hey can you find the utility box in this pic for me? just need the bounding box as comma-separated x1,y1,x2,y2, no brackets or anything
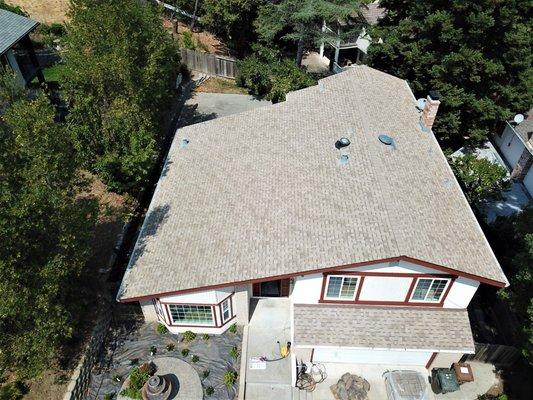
431,368,460,394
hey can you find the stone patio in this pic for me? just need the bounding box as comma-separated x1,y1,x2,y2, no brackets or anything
87,321,242,400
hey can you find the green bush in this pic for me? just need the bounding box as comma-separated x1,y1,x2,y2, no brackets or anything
38,23,66,36
192,355,200,363
229,346,239,359
0,382,23,400
181,348,189,357
228,323,237,334
206,386,214,396
223,371,237,388
156,323,168,334
180,31,196,50
182,330,196,342
202,369,210,379
103,394,113,400
202,333,210,341
120,367,151,399
236,44,316,103
166,343,175,351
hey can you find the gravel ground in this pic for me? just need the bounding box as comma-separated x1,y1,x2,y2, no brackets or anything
87,321,242,400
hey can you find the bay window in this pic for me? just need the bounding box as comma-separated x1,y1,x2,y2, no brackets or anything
168,304,214,326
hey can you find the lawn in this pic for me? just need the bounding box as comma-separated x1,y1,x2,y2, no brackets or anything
30,63,68,85
195,77,248,95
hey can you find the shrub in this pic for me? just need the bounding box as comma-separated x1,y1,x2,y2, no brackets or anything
202,333,210,341
202,369,210,379
112,374,121,382
39,23,66,36
120,366,151,399
223,371,237,388
229,346,239,359
149,345,157,355
182,330,196,342
206,386,214,396
138,362,156,376
180,31,196,50
228,324,237,334
192,355,200,363
156,323,168,334
181,348,190,357
166,343,175,351
0,382,23,400
130,358,139,366
103,394,113,400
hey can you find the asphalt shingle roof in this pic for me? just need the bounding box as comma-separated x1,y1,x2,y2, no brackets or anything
0,9,38,55
293,304,475,352
514,108,533,152
118,66,507,301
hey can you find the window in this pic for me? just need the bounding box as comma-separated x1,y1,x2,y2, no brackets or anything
221,298,231,323
410,278,450,302
325,275,359,300
168,304,214,326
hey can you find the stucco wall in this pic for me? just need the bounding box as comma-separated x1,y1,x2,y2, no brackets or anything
233,284,251,326
291,260,478,308
140,300,159,323
523,166,533,197
494,125,524,168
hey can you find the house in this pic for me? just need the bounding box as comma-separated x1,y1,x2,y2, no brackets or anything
0,9,44,85
117,66,507,378
319,0,385,72
493,109,533,197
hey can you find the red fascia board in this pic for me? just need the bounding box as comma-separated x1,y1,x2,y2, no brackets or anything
119,255,506,303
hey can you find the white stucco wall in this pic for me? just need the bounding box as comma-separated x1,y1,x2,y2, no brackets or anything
140,299,159,323
291,260,478,308
161,287,233,304
494,125,524,168
523,166,533,197
233,284,251,326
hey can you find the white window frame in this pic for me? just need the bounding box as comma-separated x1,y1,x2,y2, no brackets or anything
221,298,232,323
409,277,451,303
167,304,215,326
324,275,360,301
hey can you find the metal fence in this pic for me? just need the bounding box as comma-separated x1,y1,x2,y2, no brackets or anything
461,342,522,367
180,48,239,79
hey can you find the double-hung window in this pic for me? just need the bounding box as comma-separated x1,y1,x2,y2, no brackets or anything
168,304,214,326
221,298,232,323
410,278,450,302
324,275,359,300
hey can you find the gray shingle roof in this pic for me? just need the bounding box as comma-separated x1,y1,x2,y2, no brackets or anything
360,1,386,25
293,304,475,352
0,9,38,55
514,108,533,152
118,65,507,301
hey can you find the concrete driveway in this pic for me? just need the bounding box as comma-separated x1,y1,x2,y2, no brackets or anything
178,92,270,128
245,298,293,400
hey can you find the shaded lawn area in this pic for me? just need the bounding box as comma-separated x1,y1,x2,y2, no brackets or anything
195,77,248,95
30,62,68,85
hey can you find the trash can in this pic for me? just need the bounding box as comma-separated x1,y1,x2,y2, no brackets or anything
431,368,460,394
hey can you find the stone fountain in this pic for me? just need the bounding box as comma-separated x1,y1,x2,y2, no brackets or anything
142,375,172,400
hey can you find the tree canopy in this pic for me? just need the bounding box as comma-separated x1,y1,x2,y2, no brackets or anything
256,0,368,65
64,0,179,195
0,74,96,378
368,0,532,148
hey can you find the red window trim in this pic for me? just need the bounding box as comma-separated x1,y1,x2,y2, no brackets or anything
318,272,456,307
162,293,236,328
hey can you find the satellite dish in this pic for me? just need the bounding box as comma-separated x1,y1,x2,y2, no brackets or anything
514,114,525,124
416,98,426,110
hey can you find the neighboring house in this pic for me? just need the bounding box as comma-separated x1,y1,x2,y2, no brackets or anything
319,0,385,72
493,109,533,197
118,67,507,378
0,9,44,85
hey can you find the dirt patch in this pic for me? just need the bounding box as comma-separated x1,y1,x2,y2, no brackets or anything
163,19,230,56
6,0,69,24
195,77,247,95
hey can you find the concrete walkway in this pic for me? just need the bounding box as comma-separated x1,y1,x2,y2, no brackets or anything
245,298,293,400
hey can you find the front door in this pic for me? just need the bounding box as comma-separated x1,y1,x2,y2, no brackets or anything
253,279,290,297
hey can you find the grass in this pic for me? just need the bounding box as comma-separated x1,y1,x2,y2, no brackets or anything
195,77,248,95
31,63,69,85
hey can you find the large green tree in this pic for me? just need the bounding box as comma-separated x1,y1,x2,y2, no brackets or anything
368,0,532,148
256,0,368,66
0,75,96,378
64,0,179,195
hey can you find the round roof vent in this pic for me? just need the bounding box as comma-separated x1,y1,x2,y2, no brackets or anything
378,134,394,145
335,137,351,149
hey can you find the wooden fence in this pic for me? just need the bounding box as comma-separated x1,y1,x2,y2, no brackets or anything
461,342,521,367
180,48,239,79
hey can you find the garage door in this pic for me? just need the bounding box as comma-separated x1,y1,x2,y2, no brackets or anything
313,348,433,366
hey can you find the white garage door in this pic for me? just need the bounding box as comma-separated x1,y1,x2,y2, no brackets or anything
313,348,433,366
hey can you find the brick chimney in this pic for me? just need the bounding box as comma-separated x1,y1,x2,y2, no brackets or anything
420,90,441,132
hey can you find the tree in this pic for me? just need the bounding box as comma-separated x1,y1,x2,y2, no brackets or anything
450,154,510,209
201,0,265,56
0,77,96,377
489,208,533,362
64,0,179,195
367,0,533,148
256,0,368,66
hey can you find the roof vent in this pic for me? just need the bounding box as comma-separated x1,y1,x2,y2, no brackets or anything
335,137,351,149
180,138,190,149
378,134,396,149
337,154,349,166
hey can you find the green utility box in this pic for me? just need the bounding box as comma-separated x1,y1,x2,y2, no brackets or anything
431,368,460,394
